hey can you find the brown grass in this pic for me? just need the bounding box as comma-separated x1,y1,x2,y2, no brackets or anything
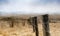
0,16,60,36
0,22,60,36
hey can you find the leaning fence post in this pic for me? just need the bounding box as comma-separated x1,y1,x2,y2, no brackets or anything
10,18,14,28
11,19,14,27
33,17,39,36
32,17,35,32
42,14,50,36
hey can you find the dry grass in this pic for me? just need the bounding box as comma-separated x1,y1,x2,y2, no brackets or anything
49,23,60,36
0,20,60,36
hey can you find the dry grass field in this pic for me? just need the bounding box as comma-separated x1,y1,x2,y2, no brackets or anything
0,15,60,36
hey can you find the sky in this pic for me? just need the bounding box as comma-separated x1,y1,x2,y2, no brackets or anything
0,0,60,15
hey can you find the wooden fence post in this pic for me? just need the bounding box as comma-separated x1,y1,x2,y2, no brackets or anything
11,19,14,27
28,17,36,32
42,14,50,36
33,17,39,36
9,18,14,28
31,17,35,32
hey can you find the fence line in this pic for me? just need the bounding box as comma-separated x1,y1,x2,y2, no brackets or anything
0,14,50,36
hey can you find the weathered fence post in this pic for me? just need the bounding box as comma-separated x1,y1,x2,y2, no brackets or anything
32,17,35,32
9,18,14,28
27,17,36,32
33,17,39,36
22,20,25,26
11,19,14,27
42,14,50,36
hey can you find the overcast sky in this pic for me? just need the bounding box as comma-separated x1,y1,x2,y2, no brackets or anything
0,0,60,15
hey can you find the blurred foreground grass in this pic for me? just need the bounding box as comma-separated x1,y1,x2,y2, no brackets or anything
0,22,60,36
